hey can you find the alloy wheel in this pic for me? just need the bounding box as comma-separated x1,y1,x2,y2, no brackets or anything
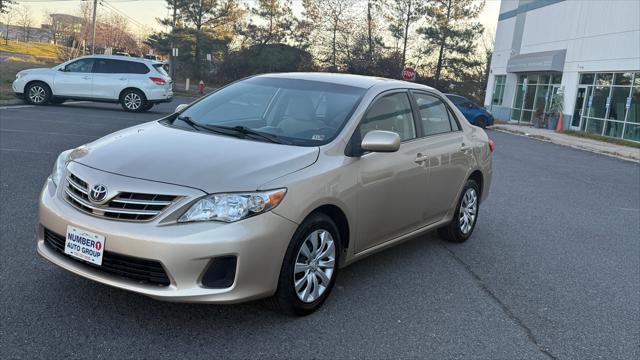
29,85,46,104
459,188,478,234
293,229,336,303
124,93,142,110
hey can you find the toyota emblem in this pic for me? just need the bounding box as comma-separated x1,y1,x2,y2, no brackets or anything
89,184,108,203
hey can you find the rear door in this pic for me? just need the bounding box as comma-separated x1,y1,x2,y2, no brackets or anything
411,91,472,224
92,59,137,100
53,58,94,97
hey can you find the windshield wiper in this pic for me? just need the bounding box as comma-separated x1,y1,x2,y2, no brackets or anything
175,116,288,144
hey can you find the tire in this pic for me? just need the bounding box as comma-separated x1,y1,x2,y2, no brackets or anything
120,89,147,112
438,179,480,243
49,98,66,105
266,212,341,316
24,82,51,105
475,116,487,128
141,103,154,112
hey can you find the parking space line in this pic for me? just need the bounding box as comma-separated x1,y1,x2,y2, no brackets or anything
0,128,97,138
0,105,35,110
0,147,57,154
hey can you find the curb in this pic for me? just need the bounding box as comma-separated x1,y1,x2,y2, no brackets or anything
0,99,25,106
491,127,640,163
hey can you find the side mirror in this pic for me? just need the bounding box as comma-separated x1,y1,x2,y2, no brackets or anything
58,66,66,72
175,103,188,113
361,130,401,153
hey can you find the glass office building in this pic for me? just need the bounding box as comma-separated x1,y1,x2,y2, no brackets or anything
485,0,640,142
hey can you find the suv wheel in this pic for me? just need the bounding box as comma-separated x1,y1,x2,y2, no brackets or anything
120,89,147,112
438,179,480,243
25,82,51,105
267,212,340,316
141,103,154,112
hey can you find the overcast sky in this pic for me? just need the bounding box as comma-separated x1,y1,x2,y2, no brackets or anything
13,0,501,37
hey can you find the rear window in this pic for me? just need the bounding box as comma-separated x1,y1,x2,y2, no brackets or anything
153,64,168,77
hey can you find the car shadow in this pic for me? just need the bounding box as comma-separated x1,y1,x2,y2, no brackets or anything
42,230,449,325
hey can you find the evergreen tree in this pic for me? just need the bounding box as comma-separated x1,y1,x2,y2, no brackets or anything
417,0,485,88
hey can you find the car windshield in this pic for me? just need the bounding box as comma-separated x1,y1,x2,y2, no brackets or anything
175,77,366,146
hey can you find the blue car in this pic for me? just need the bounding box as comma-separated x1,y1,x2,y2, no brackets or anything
445,94,494,128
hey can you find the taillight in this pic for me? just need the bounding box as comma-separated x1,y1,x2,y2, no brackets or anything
488,138,495,152
149,77,166,85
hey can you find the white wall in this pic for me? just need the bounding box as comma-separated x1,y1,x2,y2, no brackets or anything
485,0,640,115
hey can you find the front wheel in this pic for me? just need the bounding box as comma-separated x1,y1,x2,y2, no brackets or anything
120,89,147,112
438,179,480,243
267,213,340,316
25,82,51,105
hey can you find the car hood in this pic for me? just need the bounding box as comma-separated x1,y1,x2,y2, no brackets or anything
73,121,319,193
20,68,55,75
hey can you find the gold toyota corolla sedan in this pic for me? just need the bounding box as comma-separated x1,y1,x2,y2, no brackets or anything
37,73,493,315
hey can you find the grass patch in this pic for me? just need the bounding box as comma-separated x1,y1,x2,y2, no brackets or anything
0,60,55,100
563,130,640,149
0,40,61,59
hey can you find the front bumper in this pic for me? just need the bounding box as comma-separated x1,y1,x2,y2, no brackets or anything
37,164,298,303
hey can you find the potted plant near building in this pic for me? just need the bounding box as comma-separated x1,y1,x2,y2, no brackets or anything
546,92,564,130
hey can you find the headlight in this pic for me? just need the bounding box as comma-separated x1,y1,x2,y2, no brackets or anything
15,71,25,79
178,189,287,223
50,149,73,186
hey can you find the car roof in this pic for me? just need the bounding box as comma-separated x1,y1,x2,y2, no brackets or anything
445,93,467,100
78,55,161,65
256,72,430,90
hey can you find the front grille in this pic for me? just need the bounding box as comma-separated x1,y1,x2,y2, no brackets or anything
44,228,170,286
65,172,177,221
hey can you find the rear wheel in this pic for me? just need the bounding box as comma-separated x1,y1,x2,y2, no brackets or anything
25,82,51,105
267,212,340,316
438,179,480,243
120,89,147,112
141,102,154,112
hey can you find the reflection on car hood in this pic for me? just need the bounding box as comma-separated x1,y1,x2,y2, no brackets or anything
73,121,319,193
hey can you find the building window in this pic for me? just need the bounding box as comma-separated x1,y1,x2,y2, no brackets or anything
575,71,640,142
510,73,562,125
492,75,506,105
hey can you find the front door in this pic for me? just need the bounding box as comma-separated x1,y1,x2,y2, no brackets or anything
571,87,587,129
53,58,94,97
354,91,428,252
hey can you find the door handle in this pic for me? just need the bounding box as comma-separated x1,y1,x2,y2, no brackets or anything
119,78,127,81
415,153,429,164
82,76,91,80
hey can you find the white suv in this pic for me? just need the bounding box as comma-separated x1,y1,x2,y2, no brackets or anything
13,55,173,112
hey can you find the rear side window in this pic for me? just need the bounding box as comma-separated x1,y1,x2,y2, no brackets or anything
93,59,149,74
360,93,416,141
414,93,452,136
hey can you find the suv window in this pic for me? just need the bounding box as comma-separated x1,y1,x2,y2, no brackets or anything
360,92,416,142
414,93,452,136
93,59,149,74
65,59,94,73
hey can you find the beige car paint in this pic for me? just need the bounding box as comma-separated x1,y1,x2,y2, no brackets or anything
37,73,492,303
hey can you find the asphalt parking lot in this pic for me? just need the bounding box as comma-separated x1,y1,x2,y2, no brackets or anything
1,99,638,359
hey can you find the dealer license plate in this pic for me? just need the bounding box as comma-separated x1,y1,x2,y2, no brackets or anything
64,225,105,266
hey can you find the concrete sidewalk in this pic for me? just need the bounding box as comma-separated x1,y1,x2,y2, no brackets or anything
491,124,640,162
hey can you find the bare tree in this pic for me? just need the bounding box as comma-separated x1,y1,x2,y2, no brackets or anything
16,4,33,42
311,0,355,70
385,0,424,72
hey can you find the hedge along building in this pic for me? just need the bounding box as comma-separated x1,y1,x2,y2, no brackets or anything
484,0,640,142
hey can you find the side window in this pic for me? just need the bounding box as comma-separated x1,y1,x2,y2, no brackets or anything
414,93,452,136
448,108,461,131
128,62,150,74
360,92,416,141
65,59,94,73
